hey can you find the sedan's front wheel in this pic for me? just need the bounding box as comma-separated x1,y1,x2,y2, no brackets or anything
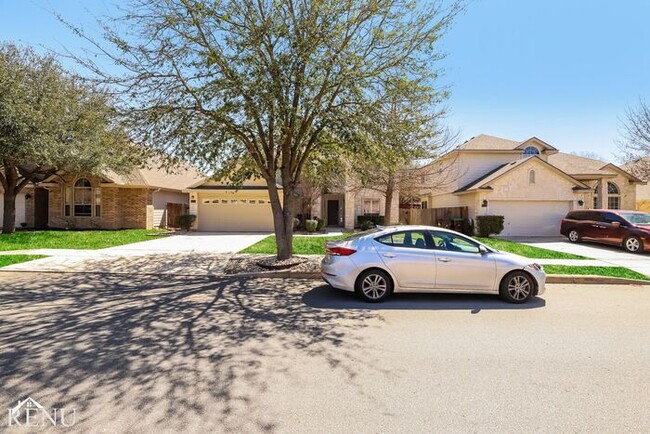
499,271,534,304
355,269,393,303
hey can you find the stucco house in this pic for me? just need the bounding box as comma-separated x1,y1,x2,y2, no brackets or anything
0,161,203,230
418,134,645,237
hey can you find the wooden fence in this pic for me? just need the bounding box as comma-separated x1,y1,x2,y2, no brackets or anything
399,206,469,228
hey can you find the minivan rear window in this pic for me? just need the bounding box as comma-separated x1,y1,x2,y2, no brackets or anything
567,211,600,221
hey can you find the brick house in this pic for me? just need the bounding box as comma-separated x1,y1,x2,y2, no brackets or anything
2,161,203,230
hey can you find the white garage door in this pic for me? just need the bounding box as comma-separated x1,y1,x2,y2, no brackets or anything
488,201,572,237
197,196,275,232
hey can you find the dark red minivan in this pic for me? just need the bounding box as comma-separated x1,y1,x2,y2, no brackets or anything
560,210,650,253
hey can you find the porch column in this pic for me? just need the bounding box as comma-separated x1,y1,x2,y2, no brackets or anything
344,190,355,230
597,179,607,208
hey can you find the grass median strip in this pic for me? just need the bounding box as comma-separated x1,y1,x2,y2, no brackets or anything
240,235,347,255
0,229,165,251
544,265,650,281
476,237,587,259
0,255,47,268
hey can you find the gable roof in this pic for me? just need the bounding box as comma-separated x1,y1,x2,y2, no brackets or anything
455,134,558,153
548,153,645,183
103,159,204,191
454,156,590,194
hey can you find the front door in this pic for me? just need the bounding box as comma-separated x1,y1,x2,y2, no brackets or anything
34,188,49,229
327,200,339,226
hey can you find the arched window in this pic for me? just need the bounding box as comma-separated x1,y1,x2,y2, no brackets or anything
74,178,93,216
529,170,536,184
607,182,620,209
523,146,540,156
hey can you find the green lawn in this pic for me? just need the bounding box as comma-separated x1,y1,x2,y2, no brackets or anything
0,229,165,251
544,265,650,281
476,237,587,260
0,255,47,268
241,235,346,255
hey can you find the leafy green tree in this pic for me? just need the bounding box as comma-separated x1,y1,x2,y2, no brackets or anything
0,44,139,234
68,0,461,259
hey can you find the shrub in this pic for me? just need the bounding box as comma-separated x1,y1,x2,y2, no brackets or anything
293,217,300,231
315,217,325,231
305,219,318,233
176,214,197,231
360,219,376,231
476,215,504,237
357,214,384,228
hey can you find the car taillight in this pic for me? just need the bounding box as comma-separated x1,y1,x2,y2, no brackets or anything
326,246,356,256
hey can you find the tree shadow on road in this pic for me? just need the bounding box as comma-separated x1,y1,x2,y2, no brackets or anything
303,284,546,311
0,273,377,431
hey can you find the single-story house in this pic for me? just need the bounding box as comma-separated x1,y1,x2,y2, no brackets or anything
418,134,645,237
0,161,203,230
185,177,282,232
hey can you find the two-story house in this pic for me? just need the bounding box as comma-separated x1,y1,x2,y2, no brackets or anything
418,134,645,237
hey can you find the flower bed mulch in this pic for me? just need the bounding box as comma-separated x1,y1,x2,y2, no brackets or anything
224,254,322,275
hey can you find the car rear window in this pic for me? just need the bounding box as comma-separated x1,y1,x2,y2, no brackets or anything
566,211,601,221
341,228,382,241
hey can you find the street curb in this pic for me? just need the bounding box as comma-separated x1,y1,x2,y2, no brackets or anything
1,269,647,285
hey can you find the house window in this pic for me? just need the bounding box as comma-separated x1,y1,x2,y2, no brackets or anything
607,182,620,209
421,200,428,210
362,198,380,214
523,146,540,156
64,185,73,217
73,178,92,217
529,170,536,184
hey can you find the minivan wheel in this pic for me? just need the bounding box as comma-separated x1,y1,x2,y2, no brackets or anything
499,271,534,304
355,269,393,303
568,229,581,243
623,236,642,253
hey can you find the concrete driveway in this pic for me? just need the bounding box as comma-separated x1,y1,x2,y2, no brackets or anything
1,272,648,432
514,237,650,277
1,233,270,275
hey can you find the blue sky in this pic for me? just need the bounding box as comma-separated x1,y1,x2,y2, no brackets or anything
1,0,649,162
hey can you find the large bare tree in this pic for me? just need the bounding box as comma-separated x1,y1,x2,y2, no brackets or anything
65,0,461,259
619,98,650,177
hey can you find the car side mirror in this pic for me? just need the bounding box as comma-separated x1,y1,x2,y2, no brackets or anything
478,245,489,255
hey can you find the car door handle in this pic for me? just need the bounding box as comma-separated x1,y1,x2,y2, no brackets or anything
382,253,396,258
438,257,451,262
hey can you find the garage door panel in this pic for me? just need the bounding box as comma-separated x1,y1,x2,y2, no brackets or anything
488,201,571,237
197,196,275,232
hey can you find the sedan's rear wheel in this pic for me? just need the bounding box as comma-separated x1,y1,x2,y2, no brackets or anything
499,271,534,304
568,229,581,243
623,236,642,253
355,269,393,303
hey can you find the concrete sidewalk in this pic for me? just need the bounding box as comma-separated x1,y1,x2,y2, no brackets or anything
523,240,650,277
0,233,270,275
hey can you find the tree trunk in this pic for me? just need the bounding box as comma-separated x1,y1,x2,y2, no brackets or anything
1,162,20,235
267,180,295,260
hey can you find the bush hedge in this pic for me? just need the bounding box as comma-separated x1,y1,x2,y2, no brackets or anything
176,214,197,231
476,215,504,237
357,214,384,228
305,219,318,233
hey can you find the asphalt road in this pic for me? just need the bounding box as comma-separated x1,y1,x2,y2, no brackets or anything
0,272,648,433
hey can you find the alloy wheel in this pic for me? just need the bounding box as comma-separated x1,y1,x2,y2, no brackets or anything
625,237,641,252
361,274,388,300
569,230,579,242
507,275,531,301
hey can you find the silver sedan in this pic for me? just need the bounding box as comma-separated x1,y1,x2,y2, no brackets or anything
321,225,546,303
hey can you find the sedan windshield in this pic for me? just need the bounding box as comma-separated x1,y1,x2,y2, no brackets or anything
619,212,650,225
